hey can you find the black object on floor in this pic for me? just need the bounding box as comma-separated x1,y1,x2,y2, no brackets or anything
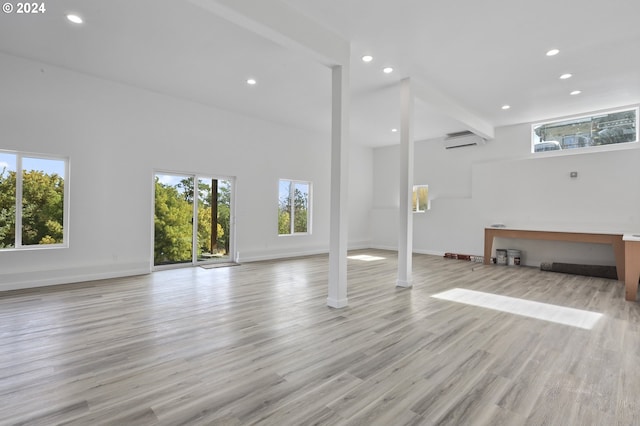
540,262,618,280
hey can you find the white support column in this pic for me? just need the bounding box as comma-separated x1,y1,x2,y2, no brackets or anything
188,0,353,308
327,64,350,308
397,78,414,288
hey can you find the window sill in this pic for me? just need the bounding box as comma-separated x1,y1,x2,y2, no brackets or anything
1,244,68,252
529,140,638,159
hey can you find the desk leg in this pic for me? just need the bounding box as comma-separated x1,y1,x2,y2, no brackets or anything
625,241,640,302
612,237,626,281
484,229,494,265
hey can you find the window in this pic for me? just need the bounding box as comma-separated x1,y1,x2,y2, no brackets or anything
278,179,311,235
0,151,68,249
532,107,638,153
412,185,430,212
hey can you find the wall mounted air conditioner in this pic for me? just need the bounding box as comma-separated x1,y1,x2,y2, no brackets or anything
444,131,486,149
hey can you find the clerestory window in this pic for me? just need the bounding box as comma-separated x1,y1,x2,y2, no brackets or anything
532,107,638,153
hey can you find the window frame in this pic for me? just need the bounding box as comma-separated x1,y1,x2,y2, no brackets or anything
0,150,70,251
531,106,639,155
278,179,312,236
412,185,430,213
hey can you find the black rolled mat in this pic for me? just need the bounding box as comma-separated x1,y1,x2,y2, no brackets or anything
540,262,618,280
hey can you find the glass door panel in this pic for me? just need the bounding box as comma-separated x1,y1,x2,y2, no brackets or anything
154,173,194,266
196,177,232,263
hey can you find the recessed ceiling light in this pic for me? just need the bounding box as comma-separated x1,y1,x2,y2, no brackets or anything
362,55,373,63
501,105,511,110
560,73,572,80
570,90,581,95
383,67,394,74
246,78,257,85
391,128,398,132
546,49,560,56
66,14,83,24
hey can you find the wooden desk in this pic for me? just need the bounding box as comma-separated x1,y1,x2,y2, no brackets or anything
483,227,626,282
624,235,640,301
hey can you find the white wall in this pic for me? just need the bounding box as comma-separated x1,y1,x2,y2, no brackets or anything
348,143,373,248
372,119,640,266
0,53,372,290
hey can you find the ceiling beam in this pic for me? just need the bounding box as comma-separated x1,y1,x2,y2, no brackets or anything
187,0,350,67
413,79,495,140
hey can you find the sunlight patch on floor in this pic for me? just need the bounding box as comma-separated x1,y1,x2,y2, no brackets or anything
431,288,603,330
347,254,386,262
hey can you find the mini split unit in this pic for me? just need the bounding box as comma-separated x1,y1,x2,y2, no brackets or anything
443,131,487,149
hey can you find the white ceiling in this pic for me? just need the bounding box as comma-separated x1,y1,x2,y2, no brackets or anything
1,0,639,147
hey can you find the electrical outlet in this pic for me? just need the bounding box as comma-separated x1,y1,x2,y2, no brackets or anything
570,171,578,178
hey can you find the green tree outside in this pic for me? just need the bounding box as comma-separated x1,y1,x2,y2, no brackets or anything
22,170,64,245
154,178,193,264
293,187,308,233
278,183,308,234
215,183,231,254
0,167,64,248
154,177,231,265
0,166,16,248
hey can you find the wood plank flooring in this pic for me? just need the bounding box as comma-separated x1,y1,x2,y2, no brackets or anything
1,250,639,425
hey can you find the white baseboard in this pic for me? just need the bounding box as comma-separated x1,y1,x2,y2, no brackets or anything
369,244,398,251
369,245,446,257
413,249,446,256
0,262,150,292
348,240,372,251
237,247,329,263
238,240,373,263
0,241,388,291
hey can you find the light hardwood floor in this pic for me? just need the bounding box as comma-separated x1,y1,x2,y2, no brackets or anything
1,250,639,425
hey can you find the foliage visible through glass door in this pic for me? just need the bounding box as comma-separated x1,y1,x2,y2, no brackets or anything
154,174,194,265
154,173,232,266
196,177,231,262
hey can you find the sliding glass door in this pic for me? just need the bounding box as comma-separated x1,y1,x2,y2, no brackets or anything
154,172,233,268
195,177,232,262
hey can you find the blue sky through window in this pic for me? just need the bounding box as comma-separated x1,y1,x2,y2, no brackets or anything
155,174,231,195
0,152,65,177
279,180,291,204
156,173,185,188
0,152,16,174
